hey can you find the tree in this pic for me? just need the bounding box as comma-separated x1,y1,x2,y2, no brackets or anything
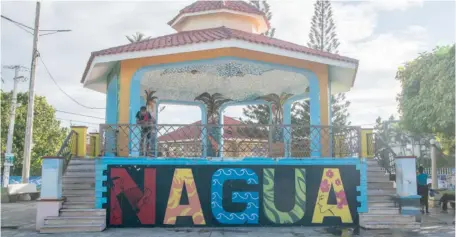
396,45,455,140
250,0,276,37
126,32,150,43
194,92,232,124
307,0,350,126
1,91,68,176
396,45,455,167
307,0,340,53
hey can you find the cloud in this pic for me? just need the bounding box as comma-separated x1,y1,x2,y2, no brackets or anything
0,0,439,131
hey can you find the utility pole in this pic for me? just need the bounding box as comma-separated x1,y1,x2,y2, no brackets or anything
430,139,438,189
2,66,28,188
22,1,41,183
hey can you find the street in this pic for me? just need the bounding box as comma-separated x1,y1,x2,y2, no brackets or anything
1,202,454,237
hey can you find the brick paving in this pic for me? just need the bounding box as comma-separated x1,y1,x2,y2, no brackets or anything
1,201,454,237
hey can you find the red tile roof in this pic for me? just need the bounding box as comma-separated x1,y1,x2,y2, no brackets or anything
158,116,245,142
168,0,267,26
81,27,358,83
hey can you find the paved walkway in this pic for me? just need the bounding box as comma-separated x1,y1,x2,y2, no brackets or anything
1,202,455,237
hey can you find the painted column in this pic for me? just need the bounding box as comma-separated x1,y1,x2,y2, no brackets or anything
36,157,64,230
317,67,330,157
361,129,374,158
105,73,118,157
71,126,87,157
395,156,421,217
308,73,321,157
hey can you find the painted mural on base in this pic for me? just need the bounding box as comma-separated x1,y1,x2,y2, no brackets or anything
104,164,360,227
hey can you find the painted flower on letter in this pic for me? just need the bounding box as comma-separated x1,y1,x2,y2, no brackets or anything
335,179,341,186
320,179,330,192
326,169,334,178
336,190,348,209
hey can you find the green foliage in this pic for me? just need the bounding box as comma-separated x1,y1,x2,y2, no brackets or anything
250,0,276,37
126,32,150,43
256,93,294,124
307,0,340,53
1,91,68,176
194,92,232,124
396,45,455,139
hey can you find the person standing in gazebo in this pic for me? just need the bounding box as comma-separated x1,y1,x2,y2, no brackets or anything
136,106,156,156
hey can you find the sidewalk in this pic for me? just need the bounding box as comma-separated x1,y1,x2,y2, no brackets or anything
1,202,455,237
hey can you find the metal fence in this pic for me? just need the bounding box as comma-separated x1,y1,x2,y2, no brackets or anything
99,124,361,158
57,130,78,173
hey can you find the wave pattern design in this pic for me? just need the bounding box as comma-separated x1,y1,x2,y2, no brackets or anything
263,168,306,224
211,168,259,224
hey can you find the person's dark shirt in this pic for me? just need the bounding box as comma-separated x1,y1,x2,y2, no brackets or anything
136,111,155,132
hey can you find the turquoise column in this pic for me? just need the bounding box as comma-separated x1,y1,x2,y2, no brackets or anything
105,74,118,156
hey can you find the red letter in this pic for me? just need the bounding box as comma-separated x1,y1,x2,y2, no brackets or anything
109,168,156,225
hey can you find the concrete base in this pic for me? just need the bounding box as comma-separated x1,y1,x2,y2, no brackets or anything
397,195,422,220
1,187,10,203
36,200,63,231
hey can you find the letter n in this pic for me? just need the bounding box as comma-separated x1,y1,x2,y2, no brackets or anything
109,168,156,225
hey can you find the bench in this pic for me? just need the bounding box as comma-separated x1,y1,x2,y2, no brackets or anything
7,183,40,202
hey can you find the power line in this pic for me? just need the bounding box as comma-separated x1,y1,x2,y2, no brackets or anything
1,15,34,30
56,117,100,126
38,53,105,110
55,109,105,120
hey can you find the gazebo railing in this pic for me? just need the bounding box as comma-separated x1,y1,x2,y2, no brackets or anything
99,124,361,158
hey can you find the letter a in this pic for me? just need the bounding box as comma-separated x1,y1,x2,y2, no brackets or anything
312,168,353,224
164,168,206,225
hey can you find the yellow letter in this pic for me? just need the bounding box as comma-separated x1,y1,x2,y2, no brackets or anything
312,168,353,223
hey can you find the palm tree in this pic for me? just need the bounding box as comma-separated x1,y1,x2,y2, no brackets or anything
144,89,158,114
195,92,232,157
256,92,294,125
126,32,150,43
194,92,232,124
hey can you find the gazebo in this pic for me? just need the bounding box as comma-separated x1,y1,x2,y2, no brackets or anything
80,0,367,228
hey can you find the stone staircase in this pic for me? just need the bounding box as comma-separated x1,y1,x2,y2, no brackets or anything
40,158,106,233
359,159,420,229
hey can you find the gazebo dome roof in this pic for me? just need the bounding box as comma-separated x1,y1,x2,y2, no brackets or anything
168,0,270,34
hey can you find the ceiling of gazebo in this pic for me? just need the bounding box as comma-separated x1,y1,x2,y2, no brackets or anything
139,59,308,102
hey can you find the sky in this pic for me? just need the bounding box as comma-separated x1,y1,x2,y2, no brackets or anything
1,0,455,132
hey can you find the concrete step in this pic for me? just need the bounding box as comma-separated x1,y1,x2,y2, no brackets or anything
366,207,399,215
60,208,106,217
368,194,394,202
44,216,104,225
367,182,394,189
368,189,395,196
66,164,95,172
70,158,96,164
40,224,105,233
64,172,95,178
62,183,95,189
63,201,95,209
63,189,95,196
63,176,95,184
359,214,416,223
64,195,95,202
368,201,397,208
360,221,420,230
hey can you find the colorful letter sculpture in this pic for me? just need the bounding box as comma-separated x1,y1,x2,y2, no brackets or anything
263,168,306,224
211,168,259,224
109,168,156,225
164,168,206,225
312,168,353,223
